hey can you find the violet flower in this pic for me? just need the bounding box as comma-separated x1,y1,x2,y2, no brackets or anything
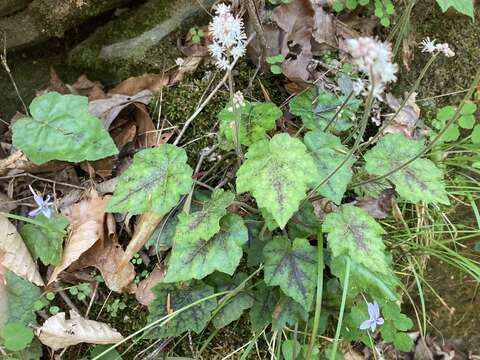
28,185,53,218
359,301,384,332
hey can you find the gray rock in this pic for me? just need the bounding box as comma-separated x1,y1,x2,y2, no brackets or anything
0,0,30,17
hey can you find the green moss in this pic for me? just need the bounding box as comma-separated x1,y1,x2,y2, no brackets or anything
394,0,480,106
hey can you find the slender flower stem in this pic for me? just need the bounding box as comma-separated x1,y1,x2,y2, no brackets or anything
306,229,324,359
228,67,242,159
330,257,351,360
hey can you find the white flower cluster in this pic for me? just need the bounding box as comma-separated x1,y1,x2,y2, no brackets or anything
208,3,247,70
345,37,398,98
228,91,246,112
419,37,455,57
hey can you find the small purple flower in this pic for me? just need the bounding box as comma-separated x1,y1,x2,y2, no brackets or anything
359,301,384,332
28,185,53,218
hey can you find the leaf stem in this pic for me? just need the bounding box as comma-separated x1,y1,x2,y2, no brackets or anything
330,256,351,360
0,212,52,229
306,228,324,359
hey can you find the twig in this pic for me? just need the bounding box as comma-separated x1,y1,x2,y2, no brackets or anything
85,282,98,318
58,289,81,315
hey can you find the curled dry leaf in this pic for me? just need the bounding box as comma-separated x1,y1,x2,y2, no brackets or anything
49,192,109,285
109,74,168,96
134,104,158,148
355,189,395,219
67,75,105,100
88,90,153,130
36,310,123,351
135,265,165,305
0,151,67,177
0,216,44,286
384,92,426,139
80,157,114,179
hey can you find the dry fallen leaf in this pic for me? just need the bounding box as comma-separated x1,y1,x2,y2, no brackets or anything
79,157,114,179
36,310,123,351
0,216,44,286
110,74,168,96
355,189,395,219
384,92,426,139
0,151,67,177
135,265,165,306
67,74,105,100
134,104,158,148
0,192,17,212
168,56,203,86
49,191,109,285
88,90,153,130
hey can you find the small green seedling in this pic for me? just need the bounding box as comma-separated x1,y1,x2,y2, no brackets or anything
189,27,205,44
266,54,285,75
268,0,291,4
69,282,91,301
107,299,127,318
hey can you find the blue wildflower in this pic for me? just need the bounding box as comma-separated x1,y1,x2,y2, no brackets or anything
28,185,53,218
359,301,384,332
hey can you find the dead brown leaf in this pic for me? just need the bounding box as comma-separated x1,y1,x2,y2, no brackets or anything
0,216,44,286
88,90,153,130
79,157,113,179
355,189,395,219
135,265,165,305
110,122,137,150
311,5,337,51
179,25,210,57
312,198,338,220
168,56,203,86
0,151,68,177
49,191,109,285
46,67,70,94
384,92,426,139
110,74,168,96
67,75,105,100
134,104,158,148
37,310,123,351
0,191,16,212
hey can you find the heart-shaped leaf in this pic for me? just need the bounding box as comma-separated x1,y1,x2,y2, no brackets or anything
324,206,389,274
304,130,355,204
218,102,282,148
237,133,316,229
289,88,360,134
263,237,317,310
249,286,278,332
165,214,247,282
147,281,217,338
108,145,193,215
364,133,449,204
272,296,308,331
173,189,235,243
12,92,118,164
21,215,69,266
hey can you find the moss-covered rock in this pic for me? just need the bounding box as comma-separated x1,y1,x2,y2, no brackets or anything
0,0,29,17
69,0,215,85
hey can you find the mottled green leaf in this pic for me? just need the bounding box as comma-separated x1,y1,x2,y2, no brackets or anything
212,279,254,329
324,206,388,274
272,296,307,331
12,92,118,164
304,130,355,204
108,145,193,215
330,256,399,301
263,237,317,310
173,189,234,243
393,332,414,352
436,0,474,18
145,214,178,251
289,88,360,134
237,133,317,228
364,133,449,204
218,102,282,148
249,287,278,332
147,281,216,338
21,215,69,266
164,214,248,282
287,201,318,239
4,271,41,327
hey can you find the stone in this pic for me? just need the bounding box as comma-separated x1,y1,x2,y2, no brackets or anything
69,0,215,84
0,0,30,17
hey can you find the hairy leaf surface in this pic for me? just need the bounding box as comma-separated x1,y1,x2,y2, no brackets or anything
108,145,193,215
21,215,69,266
304,130,355,204
12,92,118,164
218,102,282,148
263,237,317,310
147,281,216,338
237,134,316,228
4,271,41,327
364,133,449,204
324,206,388,274
289,88,360,133
164,214,248,282
173,189,235,243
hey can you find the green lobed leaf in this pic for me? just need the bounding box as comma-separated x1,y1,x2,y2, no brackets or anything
173,189,234,243
364,133,449,204
4,271,41,327
249,286,278,332
436,0,474,18
218,102,282,149
21,215,69,266
0,322,34,352
324,206,389,274
108,145,193,215
145,214,178,251
287,201,318,239
330,256,399,301
12,92,118,164
164,214,248,282
90,345,123,360
304,130,355,204
237,133,317,229
289,88,360,134
147,281,217,338
272,296,308,331
263,237,317,310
